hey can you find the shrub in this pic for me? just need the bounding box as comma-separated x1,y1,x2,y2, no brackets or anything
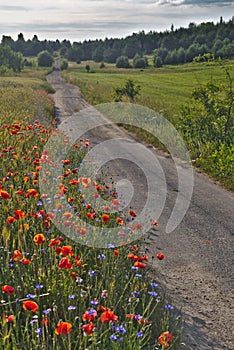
37,50,54,67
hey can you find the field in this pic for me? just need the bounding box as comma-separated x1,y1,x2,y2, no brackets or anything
62,59,232,121
63,59,234,190
0,70,181,349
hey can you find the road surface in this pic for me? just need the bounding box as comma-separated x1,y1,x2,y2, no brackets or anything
47,69,233,350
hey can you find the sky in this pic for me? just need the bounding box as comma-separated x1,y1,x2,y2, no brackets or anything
0,1,233,43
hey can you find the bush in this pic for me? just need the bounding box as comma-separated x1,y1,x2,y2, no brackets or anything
133,54,148,69
116,56,131,68
60,59,68,70
37,50,54,67
113,79,141,102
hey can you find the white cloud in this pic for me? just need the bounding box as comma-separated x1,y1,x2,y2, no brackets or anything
0,0,233,41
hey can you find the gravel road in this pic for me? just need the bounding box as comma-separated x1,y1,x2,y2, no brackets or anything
47,69,234,350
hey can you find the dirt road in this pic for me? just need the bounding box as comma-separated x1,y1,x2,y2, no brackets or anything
47,69,234,350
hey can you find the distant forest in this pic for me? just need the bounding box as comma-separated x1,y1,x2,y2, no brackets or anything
1,16,234,69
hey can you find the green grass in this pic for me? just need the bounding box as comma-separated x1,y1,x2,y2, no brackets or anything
63,59,233,123
0,66,55,92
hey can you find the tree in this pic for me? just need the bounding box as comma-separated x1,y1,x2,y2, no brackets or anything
113,79,141,102
85,64,90,73
153,55,162,68
116,56,131,68
37,50,54,67
60,59,68,70
0,45,24,72
133,54,148,68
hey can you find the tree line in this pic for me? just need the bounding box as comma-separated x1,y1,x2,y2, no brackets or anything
0,17,234,71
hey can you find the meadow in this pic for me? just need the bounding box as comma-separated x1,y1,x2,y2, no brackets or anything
63,59,234,190
0,71,181,349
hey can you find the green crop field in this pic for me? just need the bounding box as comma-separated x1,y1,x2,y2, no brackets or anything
63,59,233,123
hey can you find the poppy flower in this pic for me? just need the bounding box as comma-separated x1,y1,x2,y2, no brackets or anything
6,315,15,323
55,321,72,335
102,214,109,224
58,257,72,269
6,216,16,224
26,189,38,197
100,310,118,323
19,258,31,265
33,234,46,245
82,309,97,321
116,217,124,225
49,238,61,247
151,220,158,227
13,250,23,261
2,285,15,295
129,210,137,217
158,331,173,348
14,210,27,220
114,250,120,256
82,322,94,335
61,246,73,256
23,300,39,312
157,253,165,260
0,187,11,199
134,261,146,269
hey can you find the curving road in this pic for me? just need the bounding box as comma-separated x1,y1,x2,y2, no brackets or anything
47,68,234,350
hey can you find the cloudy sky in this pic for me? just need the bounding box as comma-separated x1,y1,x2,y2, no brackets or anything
0,1,233,42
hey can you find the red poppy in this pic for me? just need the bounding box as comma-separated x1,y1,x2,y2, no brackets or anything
82,322,94,335
134,261,146,269
157,253,165,260
82,310,97,321
158,331,173,348
13,250,23,261
69,179,79,185
63,212,73,218
0,187,11,199
33,234,46,245
41,318,49,326
114,250,120,256
19,258,31,265
129,210,137,217
116,217,124,225
23,301,39,312
55,321,72,335
102,214,109,224
60,246,73,256
2,285,15,295
14,210,27,220
151,220,158,227
100,310,118,323
6,315,15,323
49,238,61,247
6,216,16,224
26,189,38,197
58,257,72,269
15,190,24,197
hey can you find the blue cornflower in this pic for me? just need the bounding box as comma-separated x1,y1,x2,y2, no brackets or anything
26,294,36,299
36,284,43,289
89,270,96,277
165,304,174,310
151,282,158,288
136,332,143,338
68,306,76,311
148,291,158,297
98,254,105,259
69,294,75,299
